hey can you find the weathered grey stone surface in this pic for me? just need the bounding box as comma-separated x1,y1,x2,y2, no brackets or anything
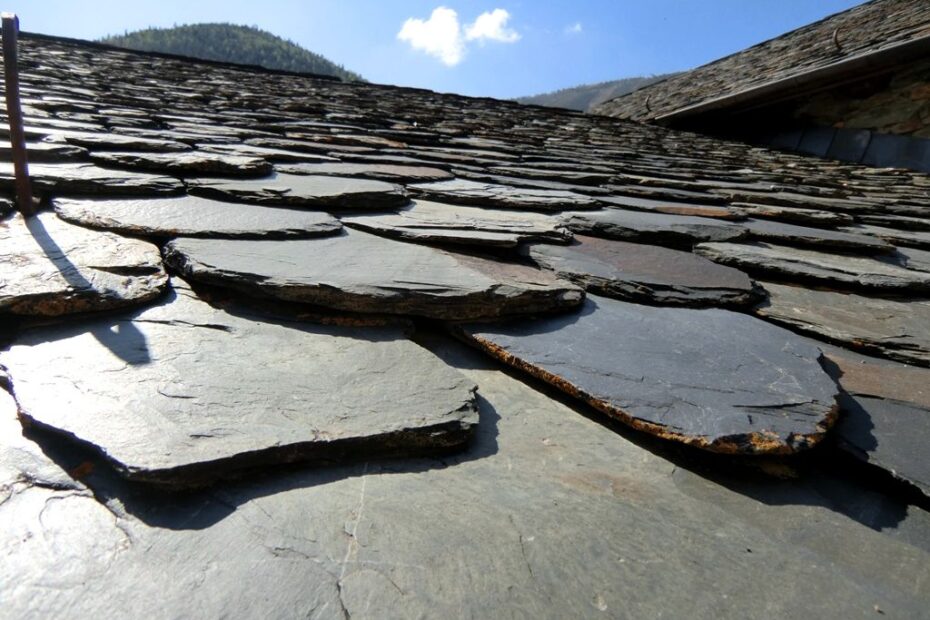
187,173,408,210
742,219,894,253
458,295,839,454
409,179,599,211
342,200,572,247
895,246,930,273
0,162,183,196
0,212,167,316
199,143,339,163
3,336,928,619
732,203,854,226
46,129,192,152
757,282,930,367
525,235,759,306
1,284,478,487
278,162,454,183
165,230,584,319
820,345,930,496
599,194,742,220
1,140,89,162
53,196,342,239
841,223,930,250
696,242,930,293
90,151,273,177
563,209,747,247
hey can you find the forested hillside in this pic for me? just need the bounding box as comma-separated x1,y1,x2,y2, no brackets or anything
101,23,363,81
517,74,678,112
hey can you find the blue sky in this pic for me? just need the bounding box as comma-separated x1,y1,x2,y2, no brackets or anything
9,1,865,99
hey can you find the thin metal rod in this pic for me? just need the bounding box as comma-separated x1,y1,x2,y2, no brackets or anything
2,13,34,216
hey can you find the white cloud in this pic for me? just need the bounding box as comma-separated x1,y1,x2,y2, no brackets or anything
565,22,583,35
465,9,520,43
397,6,466,66
397,7,520,66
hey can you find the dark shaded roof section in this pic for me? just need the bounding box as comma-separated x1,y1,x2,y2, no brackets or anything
595,0,930,122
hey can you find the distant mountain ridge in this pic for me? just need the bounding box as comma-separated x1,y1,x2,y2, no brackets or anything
517,74,679,113
100,23,363,82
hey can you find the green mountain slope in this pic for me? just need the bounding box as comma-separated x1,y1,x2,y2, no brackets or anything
100,23,362,81
517,74,679,113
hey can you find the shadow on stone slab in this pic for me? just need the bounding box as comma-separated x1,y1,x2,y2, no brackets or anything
17,390,501,531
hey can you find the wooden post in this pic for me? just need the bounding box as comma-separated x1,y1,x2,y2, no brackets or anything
2,13,35,217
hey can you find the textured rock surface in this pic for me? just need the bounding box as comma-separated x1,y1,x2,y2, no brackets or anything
90,151,273,177
458,295,840,454
599,194,742,220
165,230,584,319
757,282,930,367
563,209,747,247
733,203,854,226
820,344,930,496
187,173,408,210
278,162,454,183
696,242,930,293
841,223,930,250
409,179,599,211
342,200,572,247
742,219,894,253
3,336,928,618
53,196,342,239
525,235,759,306
0,162,183,196
1,284,478,487
0,212,167,316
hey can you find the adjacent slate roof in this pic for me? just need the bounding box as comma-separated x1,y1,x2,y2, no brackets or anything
595,0,930,122
2,31,929,616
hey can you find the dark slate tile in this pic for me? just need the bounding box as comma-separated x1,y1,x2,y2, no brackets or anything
164,229,584,319
756,282,930,367
598,195,743,220
457,295,839,454
840,223,930,251
742,219,893,253
341,200,571,247
1,283,478,488
563,209,747,248
732,203,854,227
696,242,930,293
53,196,342,240
90,151,273,177
277,162,454,183
525,235,759,307
187,173,408,210
0,162,183,196
199,143,340,163
408,179,599,211
0,141,89,163
0,212,168,316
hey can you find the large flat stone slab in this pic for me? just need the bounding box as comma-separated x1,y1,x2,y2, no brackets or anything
563,209,747,248
457,295,839,454
4,335,927,618
840,223,930,250
0,212,167,316
525,235,759,307
819,345,930,497
165,229,584,319
696,242,930,293
187,173,408,210
408,179,599,211
278,162,454,183
756,282,930,367
0,162,183,196
599,195,743,220
1,284,479,487
53,196,342,239
742,219,893,253
733,203,854,226
342,200,572,247
90,151,273,177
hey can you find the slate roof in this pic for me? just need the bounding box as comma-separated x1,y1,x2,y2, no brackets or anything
595,0,930,122
2,32,930,617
